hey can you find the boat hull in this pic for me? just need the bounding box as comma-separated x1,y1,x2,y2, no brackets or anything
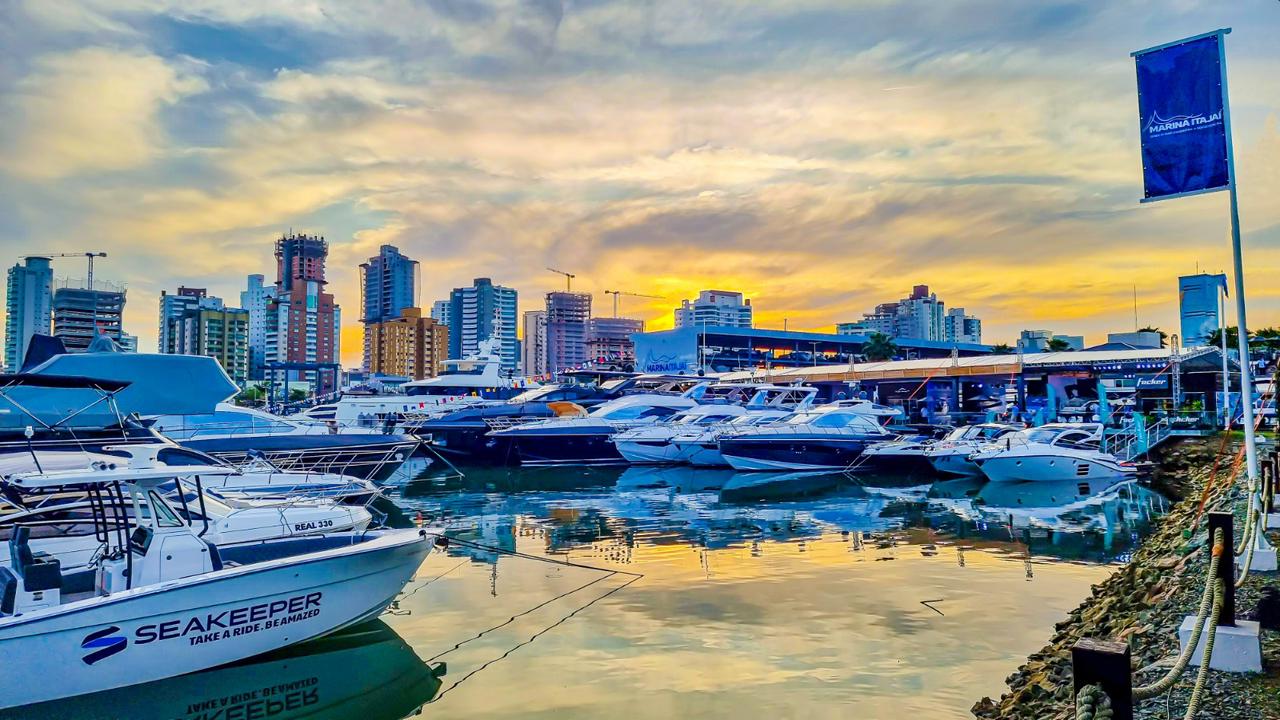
718,436,878,472
976,454,1135,483
854,451,937,476
0,530,431,708
927,452,984,477
503,432,626,466
675,439,727,467
615,438,684,464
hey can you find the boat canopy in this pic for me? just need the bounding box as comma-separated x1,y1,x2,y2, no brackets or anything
14,351,239,428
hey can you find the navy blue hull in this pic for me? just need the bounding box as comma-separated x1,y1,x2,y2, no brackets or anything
416,424,516,465
506,433,625,466
718,436,878,470
854,453,938,476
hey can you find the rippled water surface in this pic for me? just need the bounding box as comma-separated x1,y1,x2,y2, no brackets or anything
10,461,1169,720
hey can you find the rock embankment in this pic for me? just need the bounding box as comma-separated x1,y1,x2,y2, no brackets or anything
972,437,1280,719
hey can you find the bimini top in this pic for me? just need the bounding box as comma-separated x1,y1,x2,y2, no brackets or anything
0,353,238,431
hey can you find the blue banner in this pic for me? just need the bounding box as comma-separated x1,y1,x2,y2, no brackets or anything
1133,32,1230,201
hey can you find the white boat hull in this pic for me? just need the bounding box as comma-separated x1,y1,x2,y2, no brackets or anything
0,530,431,708
615,439,684,464
928,452,984,477
977,454,1135,483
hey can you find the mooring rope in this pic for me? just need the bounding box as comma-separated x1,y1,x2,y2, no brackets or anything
1132,529,1223,700
1182,578,1225,720
1074,683,1112,720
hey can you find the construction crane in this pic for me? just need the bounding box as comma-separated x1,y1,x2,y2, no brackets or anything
546,267,576,292
22,252,109,333
603,290,665,318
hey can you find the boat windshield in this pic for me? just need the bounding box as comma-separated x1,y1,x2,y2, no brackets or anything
406,385,485,397
1023,428,1064,444
595,404,681,421
508,386,561,403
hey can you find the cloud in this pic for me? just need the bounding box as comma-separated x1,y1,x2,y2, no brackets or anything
1,46,207,180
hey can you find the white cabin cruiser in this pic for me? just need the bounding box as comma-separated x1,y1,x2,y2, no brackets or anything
614,404,747,464
295,340,537,428
0,446,434,708
661,385,819,467
969,423,1137,483
922,423,1024,477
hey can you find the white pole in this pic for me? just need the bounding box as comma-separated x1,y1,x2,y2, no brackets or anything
1220,286,1231,430
1219,37,1258,482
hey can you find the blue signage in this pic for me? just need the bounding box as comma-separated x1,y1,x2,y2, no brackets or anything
1133,32,1230,201
1136,376,1169,390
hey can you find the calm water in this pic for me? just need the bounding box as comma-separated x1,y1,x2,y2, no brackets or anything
8,462,1168,720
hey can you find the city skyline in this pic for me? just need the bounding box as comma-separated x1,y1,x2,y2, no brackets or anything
2,3,1280,367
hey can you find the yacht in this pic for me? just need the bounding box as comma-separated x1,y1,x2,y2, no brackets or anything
855,425,954,476
150,404,420,482
717,401,899,471
0,452,374,575
969,423,1137,483
295,339,537,427
0,447,435,707
621,384,818,466
922,423,1024,477
486,379,709,466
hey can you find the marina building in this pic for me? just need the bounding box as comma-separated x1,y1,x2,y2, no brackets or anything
634,325,989,374
51,279,127,353
1179,273,1227,347
448,278,518,372
265,233,341,393
522,310,547,377
587,317,644,367
173,307,251,384
360,245,419,370
366,307,448,381
545,291,592,373
158,286,223,353
4,257,53,372
240,274,277,380
674,290,753,329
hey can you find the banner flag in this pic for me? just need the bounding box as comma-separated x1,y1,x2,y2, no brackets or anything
1133,31,1230,201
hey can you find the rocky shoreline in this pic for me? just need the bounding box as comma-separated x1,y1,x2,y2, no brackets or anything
971,436,1280,719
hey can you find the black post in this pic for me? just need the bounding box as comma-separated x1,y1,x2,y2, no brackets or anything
1264,457,1276,514
1207,511,1236,626
1071,638,1133,720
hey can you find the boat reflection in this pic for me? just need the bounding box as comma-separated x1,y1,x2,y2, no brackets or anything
2,621,444,720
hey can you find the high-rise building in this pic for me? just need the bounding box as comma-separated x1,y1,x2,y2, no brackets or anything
522,310,547,377
448,278,518,371
674,290,753,329
587,317,644,366
174,308,250,383
943,307,982,344
1179,273,1227,347
119,333,138,353
52,279,127,353
838,285,965,343
545,292,591,373
265,233,341,392
158,286,223,353
359,245,418,370
240,274,277,381
366,307,449,380
4,257,53,371
430,300,451,326
1017,330,1084,353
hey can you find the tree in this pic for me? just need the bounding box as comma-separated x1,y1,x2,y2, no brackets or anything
862,333,898,362
1252,327,1280,351
1207,326,1242,348
1046,337,1074,352
288,388,309,403
1138,326,1168,347
989,343,1015,354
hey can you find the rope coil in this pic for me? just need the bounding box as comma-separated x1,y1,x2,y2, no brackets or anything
1074,683,1113,720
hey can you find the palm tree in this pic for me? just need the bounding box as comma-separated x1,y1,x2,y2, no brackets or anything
1207,326,1242,348
862,333,898,362
1252,327,1280,352
989,343,1015,354
1138,326,1168,347
1046,337,1074,352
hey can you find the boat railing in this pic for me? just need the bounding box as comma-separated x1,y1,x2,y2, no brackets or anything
483,416,544,431
216,440,417,481
726,424,887,440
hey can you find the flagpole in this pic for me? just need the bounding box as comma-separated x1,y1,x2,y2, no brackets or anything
1220,284,1230,431
1218,33,1258,482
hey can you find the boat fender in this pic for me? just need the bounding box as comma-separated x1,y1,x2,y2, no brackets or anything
433,535,449,548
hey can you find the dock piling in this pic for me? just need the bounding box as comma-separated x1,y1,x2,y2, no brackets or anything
1071,638,1133,720
1207,511,1236,625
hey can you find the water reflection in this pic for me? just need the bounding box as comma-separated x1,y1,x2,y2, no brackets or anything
2,621,443,720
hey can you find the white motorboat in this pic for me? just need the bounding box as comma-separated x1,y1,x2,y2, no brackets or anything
665,385,819,467
856,425,954,475
295,339,537,427
614,404,747,464
969,423,1137,483
922,423,1024,477
0,446,434,708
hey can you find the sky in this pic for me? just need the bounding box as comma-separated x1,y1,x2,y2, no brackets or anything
2,0,1279,367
